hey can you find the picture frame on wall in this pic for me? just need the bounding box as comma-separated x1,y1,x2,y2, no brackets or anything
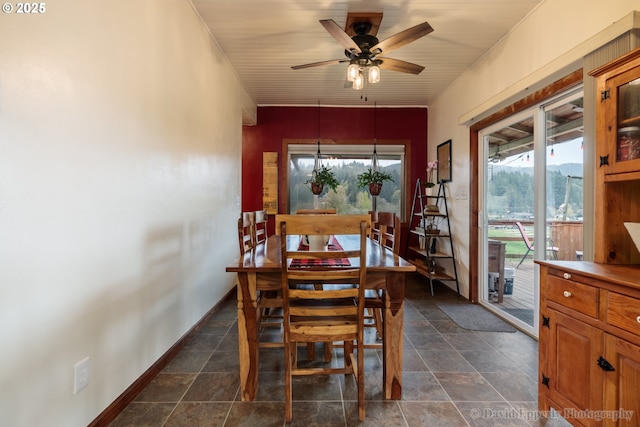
437,139,452,183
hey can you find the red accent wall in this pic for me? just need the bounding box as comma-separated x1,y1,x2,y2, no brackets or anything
242,106,428,226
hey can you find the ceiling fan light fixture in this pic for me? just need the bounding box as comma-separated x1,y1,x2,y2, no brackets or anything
368,63,380,84
353,71,364,90
291,17,433,89
347,62,359,82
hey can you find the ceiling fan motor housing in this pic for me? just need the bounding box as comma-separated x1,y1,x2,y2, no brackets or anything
345,22,379,61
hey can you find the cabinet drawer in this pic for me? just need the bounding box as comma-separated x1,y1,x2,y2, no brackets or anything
607,292,640,335
547,275,599,318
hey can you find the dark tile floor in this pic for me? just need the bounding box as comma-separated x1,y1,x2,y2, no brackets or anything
109,273,571,427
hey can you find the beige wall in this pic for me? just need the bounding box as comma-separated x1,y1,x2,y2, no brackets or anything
428,0,639,298
0,1,254,425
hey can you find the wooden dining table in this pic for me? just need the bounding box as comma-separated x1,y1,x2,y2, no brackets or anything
225,232,416,401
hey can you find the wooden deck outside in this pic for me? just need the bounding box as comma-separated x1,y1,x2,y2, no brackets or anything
485,257,536,326
487,258,535,308
483,219,585,326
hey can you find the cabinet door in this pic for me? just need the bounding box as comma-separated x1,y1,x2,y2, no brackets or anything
601,61,640,174
603,334,640,427
591,48,640,264
548,309,603,426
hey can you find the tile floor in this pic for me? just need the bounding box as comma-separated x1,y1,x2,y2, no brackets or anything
109,273,571,427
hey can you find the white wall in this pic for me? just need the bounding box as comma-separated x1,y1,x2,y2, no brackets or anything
0,1,254,425
428,0,639,298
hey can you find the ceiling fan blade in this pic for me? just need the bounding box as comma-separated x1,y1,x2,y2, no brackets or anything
370,21,433,56
320,19,361,54
291,58,347,70
378,57,425,75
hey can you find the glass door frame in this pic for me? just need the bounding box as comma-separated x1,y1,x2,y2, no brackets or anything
478,108,539,336
477,86,584,337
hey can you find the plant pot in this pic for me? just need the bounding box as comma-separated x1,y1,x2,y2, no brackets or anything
369,182,383,196
311,183,324,195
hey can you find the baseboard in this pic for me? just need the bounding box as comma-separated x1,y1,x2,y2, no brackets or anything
88,286,236,426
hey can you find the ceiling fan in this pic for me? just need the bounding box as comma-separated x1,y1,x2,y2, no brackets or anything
291,13,433,90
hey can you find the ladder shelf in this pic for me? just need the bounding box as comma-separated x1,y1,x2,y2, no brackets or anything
404,179,460,296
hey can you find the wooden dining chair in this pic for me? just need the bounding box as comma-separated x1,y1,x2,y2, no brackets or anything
254,209,268,245
295,208,337,302
366,212,401,343
376,212,401,252
237,212,282,346
286,211,365,361
369,210,379,242
238,211,255,255
279,215,367,422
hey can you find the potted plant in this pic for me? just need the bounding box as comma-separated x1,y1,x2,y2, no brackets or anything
425,160,439,188
305,164,339,195
356,168,394,196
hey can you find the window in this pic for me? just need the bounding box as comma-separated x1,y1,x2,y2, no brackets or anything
287,144,405,218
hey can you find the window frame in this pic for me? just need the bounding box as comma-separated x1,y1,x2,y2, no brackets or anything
283,139,409,220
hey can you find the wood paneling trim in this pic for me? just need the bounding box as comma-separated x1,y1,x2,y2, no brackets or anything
470,69,583,132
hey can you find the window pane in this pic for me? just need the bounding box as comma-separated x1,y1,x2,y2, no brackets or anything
483,114,535,326
288,149,402,217
545,96,584,261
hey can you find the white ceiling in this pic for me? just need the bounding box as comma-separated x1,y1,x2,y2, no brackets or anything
191,0,542,107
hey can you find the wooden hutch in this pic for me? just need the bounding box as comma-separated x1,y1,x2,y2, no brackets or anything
537,48,640,426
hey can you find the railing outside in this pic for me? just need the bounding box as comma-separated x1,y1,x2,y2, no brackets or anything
488,220,583,262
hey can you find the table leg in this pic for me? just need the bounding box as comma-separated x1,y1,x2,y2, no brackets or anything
236,272,259,401
383,271,404,400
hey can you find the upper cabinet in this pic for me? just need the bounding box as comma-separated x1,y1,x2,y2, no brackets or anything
592,48,640,175
590,47,640,264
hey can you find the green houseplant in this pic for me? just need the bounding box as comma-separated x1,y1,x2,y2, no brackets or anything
356,168,394,196
306,164,339,195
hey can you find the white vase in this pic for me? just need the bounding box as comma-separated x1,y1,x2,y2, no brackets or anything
305,235,331,251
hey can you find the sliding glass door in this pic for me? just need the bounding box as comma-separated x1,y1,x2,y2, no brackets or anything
478,88,583,336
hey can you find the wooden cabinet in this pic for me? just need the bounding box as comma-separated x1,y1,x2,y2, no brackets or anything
547,309,603,427
590,47,640,264
538,261,640,426
538,47,640,427
602,334,640,427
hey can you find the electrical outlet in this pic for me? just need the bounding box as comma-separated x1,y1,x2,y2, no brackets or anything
73,357,91,394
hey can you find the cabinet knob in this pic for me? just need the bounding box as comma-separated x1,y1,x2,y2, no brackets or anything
563,291,572,298
563,273,571,279
637,316,640,324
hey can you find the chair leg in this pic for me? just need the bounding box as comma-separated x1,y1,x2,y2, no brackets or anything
324,342,332,362
307,343,315,361
344,340,354,373
373,308,383,340
284,341,293,422
357,340,365,421
516,248,531,268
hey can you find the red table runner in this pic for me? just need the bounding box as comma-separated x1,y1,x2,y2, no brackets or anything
290,236,351,267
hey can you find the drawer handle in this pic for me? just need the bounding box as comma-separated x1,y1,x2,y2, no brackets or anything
637,316,640,324
563,273,571,279
563,291,572,298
